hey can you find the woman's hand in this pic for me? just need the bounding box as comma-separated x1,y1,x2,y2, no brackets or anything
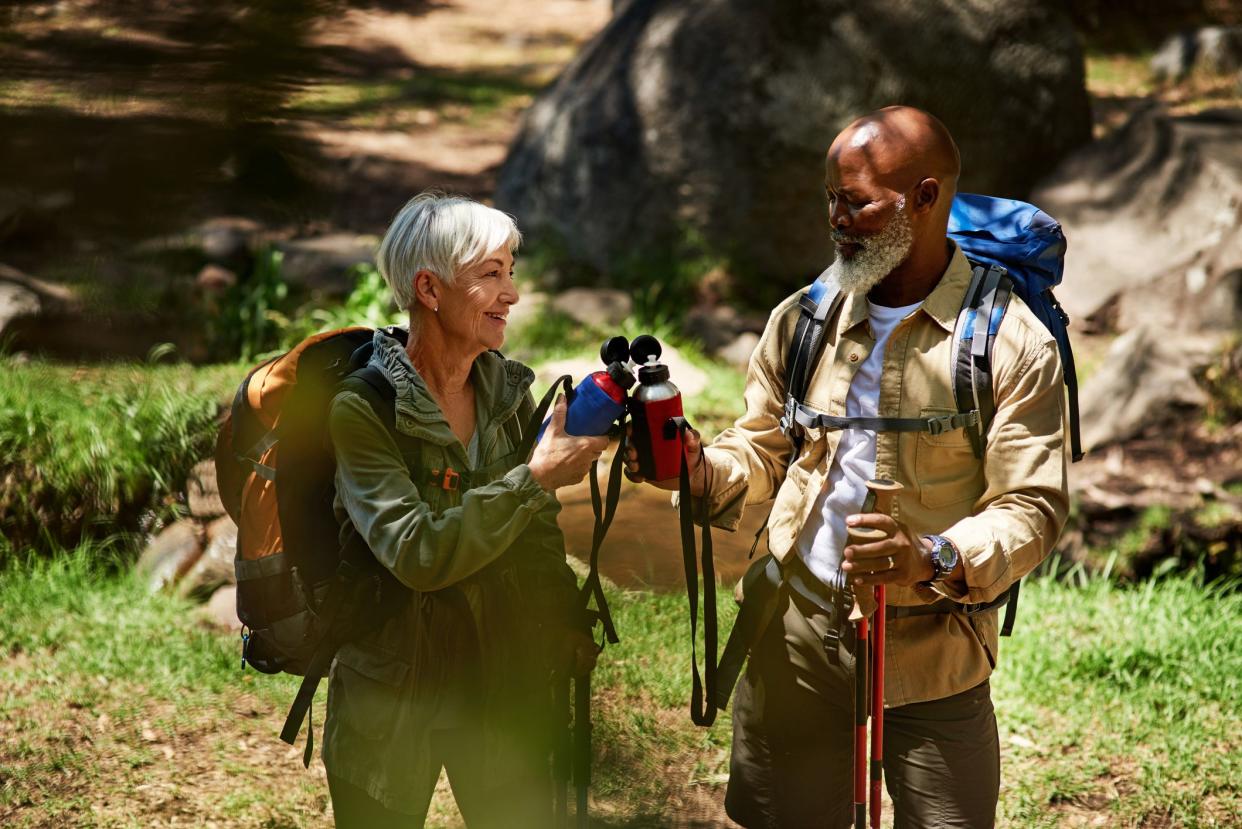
528,395,610,492
621,423,710,495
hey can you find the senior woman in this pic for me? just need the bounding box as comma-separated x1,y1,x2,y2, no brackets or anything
322,191,606,828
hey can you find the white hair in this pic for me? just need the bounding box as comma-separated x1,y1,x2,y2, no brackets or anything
376,191,521,312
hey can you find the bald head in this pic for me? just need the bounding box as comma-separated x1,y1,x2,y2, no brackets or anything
828,106,960,205
823,107,962,300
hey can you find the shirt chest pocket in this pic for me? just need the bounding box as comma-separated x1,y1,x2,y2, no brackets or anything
914,406,984,509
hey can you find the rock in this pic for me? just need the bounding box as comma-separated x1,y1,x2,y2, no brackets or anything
197,217,263,267
135,519,204,593
1151,27,1242,82
0,261,211,361
200,585,241,633
275,234,379,296
1077,325,1213,453
718,332,760,369
187,460,227,520
195,264,237,295
178,516,237,601
683,304,743,353
550,287,632,328
535,341,708,397
508,289,549,332
497,0,1091,301
0,280,40,340
1034,106,1242,332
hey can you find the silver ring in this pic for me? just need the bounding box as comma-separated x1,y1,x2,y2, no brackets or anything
886,556,895,570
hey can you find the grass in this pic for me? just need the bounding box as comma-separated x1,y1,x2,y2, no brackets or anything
994,569,1242,827
287,70,541,128
0,356,239,552
2,545,1238,827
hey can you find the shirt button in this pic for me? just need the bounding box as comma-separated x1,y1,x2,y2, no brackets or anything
848,353,860,363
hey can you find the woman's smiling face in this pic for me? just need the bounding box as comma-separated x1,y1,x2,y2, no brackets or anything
437,247,518,354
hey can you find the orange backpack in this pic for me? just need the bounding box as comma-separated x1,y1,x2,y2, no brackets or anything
215,326,410,764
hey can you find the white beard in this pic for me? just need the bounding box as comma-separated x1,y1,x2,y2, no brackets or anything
827,200,914,295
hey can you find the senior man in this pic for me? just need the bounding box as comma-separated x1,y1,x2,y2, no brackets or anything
628,106,1069,827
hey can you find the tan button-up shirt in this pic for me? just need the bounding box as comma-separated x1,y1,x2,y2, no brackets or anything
699,243,1070,707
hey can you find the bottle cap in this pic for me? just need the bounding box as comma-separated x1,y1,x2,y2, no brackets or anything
607,362,636,390
638,362,670,384
601,336,631,365
629,334,661,365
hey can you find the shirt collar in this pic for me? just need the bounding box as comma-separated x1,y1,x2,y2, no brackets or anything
919,241,975,333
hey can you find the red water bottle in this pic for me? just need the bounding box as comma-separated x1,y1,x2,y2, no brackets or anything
628,335,684,482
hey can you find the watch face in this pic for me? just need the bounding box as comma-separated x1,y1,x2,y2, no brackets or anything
936,543,955,568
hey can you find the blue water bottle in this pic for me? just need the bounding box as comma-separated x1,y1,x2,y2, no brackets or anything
537,337,635,441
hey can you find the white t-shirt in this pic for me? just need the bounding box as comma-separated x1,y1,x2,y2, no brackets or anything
794,299,921,588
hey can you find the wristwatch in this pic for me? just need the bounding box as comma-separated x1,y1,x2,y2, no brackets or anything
922,535,960,583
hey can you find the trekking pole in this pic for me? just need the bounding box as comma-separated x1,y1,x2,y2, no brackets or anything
574,672,592,828
554,674,571,828
866,479,903,829
847,478,903,829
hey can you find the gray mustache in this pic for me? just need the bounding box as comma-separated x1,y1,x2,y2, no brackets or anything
831,230,866,246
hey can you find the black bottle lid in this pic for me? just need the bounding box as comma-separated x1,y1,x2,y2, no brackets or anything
629,334,661,365
606,362,636,390
601,336,631,365
638,362,670,384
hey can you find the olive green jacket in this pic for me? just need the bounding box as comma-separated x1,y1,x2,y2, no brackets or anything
321,330,576,813
695,243,1070,707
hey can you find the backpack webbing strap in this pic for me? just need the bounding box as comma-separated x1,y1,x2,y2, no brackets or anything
667,416,718,727
230,360,283,481
969,265,1012,442
516,376,571,464
1045,292,1084,462
715,553,783,710
341,365,396,427
1000,580,1020,637
787,407,981,436
278,557,370,766
780,281,845,455
581,419,625,645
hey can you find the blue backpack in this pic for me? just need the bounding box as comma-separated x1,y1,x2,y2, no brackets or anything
777,193,1080,635
946,193,1081,462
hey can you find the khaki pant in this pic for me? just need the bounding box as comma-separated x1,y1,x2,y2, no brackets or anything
726,586,1000,829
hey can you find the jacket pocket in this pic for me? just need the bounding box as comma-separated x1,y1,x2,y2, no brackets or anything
914,406,983,509
330,644,411,741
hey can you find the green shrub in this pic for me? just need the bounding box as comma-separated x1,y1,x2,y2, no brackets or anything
0,356,236,553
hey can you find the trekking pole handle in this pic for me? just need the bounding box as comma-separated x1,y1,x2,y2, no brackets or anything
865,478,902,519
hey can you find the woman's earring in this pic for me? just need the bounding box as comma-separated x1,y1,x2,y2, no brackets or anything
434,306,439,313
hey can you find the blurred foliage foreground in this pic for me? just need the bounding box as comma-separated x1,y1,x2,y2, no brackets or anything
0,549,1238,827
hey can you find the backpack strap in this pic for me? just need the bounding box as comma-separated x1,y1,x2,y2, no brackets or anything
1045,292,1084,462
780,277,845,456
953,261,1025,634
340,364,396,431
952,262,1012,458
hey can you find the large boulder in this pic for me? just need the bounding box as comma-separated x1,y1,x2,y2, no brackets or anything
497,0,1091,302
1151,27,1242,82
1033,105,1242,333
1077,325,1216,453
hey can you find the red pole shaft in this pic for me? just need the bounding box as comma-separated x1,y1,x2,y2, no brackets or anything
870,585,886,828
853,616,869,827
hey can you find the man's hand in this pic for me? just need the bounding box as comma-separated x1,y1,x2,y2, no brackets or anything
840,513,935,587
621,423,711,495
